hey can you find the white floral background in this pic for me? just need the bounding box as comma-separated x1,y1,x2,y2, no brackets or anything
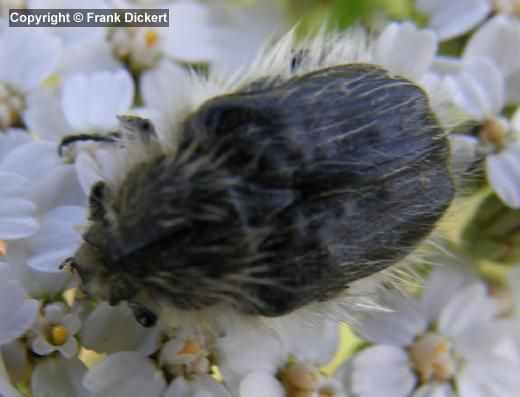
1,0,520,396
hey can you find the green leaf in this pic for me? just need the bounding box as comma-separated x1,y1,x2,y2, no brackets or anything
461,193,520,264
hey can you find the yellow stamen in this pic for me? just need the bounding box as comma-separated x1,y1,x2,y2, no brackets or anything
480,118,508,151
179,340,200,355
286,362,321,391
434,340,448,354
144,29,160,48
50,325,68,346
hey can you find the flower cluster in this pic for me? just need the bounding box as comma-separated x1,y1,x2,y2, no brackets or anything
1,1,520,397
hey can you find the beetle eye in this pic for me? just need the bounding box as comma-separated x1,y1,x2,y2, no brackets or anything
129,303,157,328
141,120,151,131
137,312,157,328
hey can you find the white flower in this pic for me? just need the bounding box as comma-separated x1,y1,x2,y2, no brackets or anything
339,265,519,397
441,50,520,207
417,0,520,41
31,355,93,397
83,351,168,397
0,140,88,277
238,372,285,397
463,14,520,105
207,0,287,77
81,302,159,355
0,129,31,160
0,172,39,240
84,331,223,397
109,0,217,72
25,205,86,273
140,60,193,139
25,69,134,141
372,21,437,82
0,262,40,346
30,302,81,359
164,375,231,397
283,362,347,397
416,0,492,40
0,28,62,129
25,69,134,193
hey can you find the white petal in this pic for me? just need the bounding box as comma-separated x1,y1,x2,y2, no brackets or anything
4,246,71,297
75,151,104,195
24,87,72,142
464,14,520,78
512,106,520,134
62,313,81,335
443,58,505,119
43,301,66,322
457,358,520,397
164,375,231,397
0,379,24,397
413,383,455,397
439,283,499,338
0,29,62,92
31,164,87,212
0,281,39,344
420,260,478,322
1,339,28,383
452,320,509,360
0,141,58,183
31,336,56,356
0,172,39,240
416,0,491,40
0,129,31,163
505,68,520,104
209,0,287,77
27,206,86,273
354,290,427,346
430,55,462,76
83,352,167,397
238,372,285,397
62,70,134,132
448,135,479,175
278,319,339,366
162,3,216,62
31,356,93,397
486,144,520,208
56,337,78,359
58,38,121,78
81,302,158,355
508,266,520,313
140,60,193,136
216,318,286,378
374,22,437,80
351,345,415,397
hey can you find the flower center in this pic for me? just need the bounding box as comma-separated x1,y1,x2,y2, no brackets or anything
286,362,321,390
0,83,24,129
409,332,456,383
144,29,160,48
50,325,69,346
493,0,520,15
479,117,510,153
109,27,161,72
179,339,200,356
